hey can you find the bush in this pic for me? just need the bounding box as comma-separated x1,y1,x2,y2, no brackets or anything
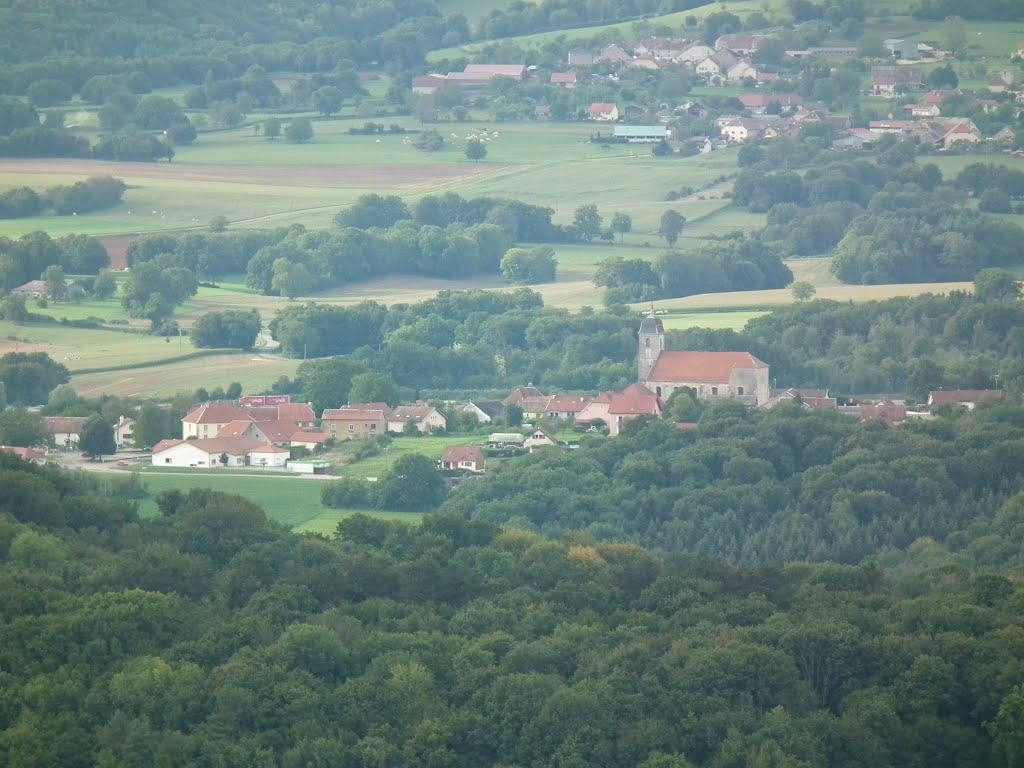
321,477,374,508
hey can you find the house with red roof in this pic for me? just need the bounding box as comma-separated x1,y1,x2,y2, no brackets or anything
589,103,619,121
927,390,1006,410
576,383,662,436
182,401,314,439
151,437,289,468
550,71,577,88
637,314,770,405
0,446,46,463
321,407,387,441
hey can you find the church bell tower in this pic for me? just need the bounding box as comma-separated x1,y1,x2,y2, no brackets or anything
637,313,665,382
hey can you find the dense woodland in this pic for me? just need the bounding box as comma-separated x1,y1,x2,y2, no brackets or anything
2,428,1024,766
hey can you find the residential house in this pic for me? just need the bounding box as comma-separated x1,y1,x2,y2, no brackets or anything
112,415,135,448
904,102,941,117
289,431,330,451
517,396,553,421
550,71,577,88
534,105,551,120
738,94,803,114
544,396,594,419
462,63,526,80
387,404,447,433
597,44,630,63
695,51,737,81
614,125,669,143
456,400,504,424
651,40,691,60
719,117,763,143
182,400,314,439
869,120,909,134
921,88,960,106
727,60,757,82
989,77,1010,94
859,400,907,427
589,102,619,121
0,445,46,463
567,49,596,67
11,280,46,299
629,54,661,71
927,390,1005,410
762,388,837,409
411,74,446,95
995,126,1017,145
622,103,644,120
320,407,387,440
637,314,769,404
871,76,899,97
43,416,89,449
440,446,486,473
676,44,715,65
576,384,662,436
909,118,981,149
503,386,545,406
151,437,289,468
524,427,559,451
715,34,765,55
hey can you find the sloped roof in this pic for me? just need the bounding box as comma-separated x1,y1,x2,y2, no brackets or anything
389,405,438,421
152,437,273,455
0,445,46,460
550,71,577,84
322,408,387,421
217,420,255,438
442,446,485,464
546,396,593,414
344,402,393,415
608,384,661,416
517,396,553,413
275,403,316,423
589,102,618,114
184,402,246,424
503,386,545,405
291,431,329,444
647,351,767,383
928,390,1004,406
469,400,504,418
42,416,90,434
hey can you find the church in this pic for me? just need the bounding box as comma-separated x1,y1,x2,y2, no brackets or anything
637,314,770,406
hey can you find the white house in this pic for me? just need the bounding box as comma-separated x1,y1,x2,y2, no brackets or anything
524,428,558,450
440,446,486,473
42,416,90,450
112,415,135,448
151,437,288,468
727,61,758,82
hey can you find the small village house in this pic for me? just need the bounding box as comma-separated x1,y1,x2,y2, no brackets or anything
597,44,630,63
544,396,594,419
0,446,46,463
456,400,504,424
550,71,577,88
151,437,289,468
43,416,89,449
927,390,1005,410
524,427,558,451
10,280,47,299
320,407,387,440
440,446,486,473
182,401,314,439
113,415,135,448
676,44,714,65
289,431,331,451
387,404,447,433
589,103,619,121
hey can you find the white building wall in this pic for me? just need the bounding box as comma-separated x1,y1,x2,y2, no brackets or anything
249,450,288,467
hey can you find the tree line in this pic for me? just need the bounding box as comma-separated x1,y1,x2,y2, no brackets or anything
0,449,1022,766
0,176,126,219
0,231,110,291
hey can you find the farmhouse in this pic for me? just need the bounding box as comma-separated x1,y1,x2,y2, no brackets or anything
456,400,504,424
411,74,446,95
10,280,46,299
550,71,577,88
151,437,289,468
289,431,330,451
43,416,89,449
182,401,314,439
503,386,544,405
576,384,662,436
637,314,769,405
614,125,669,143
675,44,714,65
545,396,594,419
726,61,757,82
715,34,765,55
719,117,763,143
320,407,387,440
589,103,619,121
440,446,486,473
387,404,447,433
597,44,630,63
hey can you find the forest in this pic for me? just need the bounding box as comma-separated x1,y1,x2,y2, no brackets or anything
1,436,1023,767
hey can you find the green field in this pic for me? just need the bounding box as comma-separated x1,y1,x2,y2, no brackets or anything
136,472,422,533
331,435,489,478
659,310,768,330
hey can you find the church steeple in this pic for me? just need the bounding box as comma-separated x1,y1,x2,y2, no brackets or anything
637,313,664,382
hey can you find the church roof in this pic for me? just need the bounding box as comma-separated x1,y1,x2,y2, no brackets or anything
639,314,664,334
647,351,767,383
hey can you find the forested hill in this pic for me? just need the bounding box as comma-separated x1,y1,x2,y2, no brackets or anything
1,452,1024,766
0,0,445,64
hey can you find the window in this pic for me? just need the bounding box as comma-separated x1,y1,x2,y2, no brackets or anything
737,386,744,395
370,423,376,430
164,458,171,464
348,424,354,431
711,386,719,395
655,386,662,397
645,338,650,348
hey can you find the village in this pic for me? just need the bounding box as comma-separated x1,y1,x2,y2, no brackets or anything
2,314,1010,478
411,33,1024,152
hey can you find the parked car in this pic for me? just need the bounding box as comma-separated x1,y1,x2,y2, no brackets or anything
116,460,129,467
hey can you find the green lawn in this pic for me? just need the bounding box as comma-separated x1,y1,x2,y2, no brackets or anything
136,472,422,531
332,435,489,478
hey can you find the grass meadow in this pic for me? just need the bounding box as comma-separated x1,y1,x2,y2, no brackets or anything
135,471,422,534
329,435,489,478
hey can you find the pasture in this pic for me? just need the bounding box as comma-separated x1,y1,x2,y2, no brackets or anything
136,471,421,533
330,435,489,478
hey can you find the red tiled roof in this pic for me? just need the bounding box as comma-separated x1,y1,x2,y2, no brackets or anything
217,420,255,438
344,402,393,415
545,396,593,414
590,102,617,114
647,351,767,383
609,384,661,416
153,437,283,455
0,445,46,460
275,403,315,423
503,387,545,405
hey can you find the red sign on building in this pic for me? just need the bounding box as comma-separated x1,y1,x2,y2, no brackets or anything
238,396,266,406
